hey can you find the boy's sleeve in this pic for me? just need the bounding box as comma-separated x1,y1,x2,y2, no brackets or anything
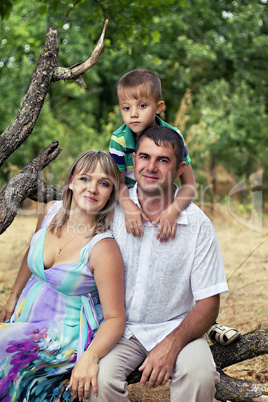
176,129,191,166
109,134,127,172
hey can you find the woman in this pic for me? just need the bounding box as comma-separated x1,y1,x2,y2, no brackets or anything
0,150,125,401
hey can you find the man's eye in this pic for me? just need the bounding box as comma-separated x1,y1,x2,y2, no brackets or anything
159,159,168,163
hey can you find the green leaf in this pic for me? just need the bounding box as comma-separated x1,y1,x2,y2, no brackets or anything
151,30,161,43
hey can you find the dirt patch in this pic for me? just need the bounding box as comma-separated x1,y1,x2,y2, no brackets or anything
0,204,267,401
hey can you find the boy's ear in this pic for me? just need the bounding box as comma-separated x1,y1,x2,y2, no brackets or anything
175,162,186,178
156,100,165,115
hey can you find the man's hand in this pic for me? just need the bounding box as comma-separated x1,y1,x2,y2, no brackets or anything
138,338,177,388
153,204,179,242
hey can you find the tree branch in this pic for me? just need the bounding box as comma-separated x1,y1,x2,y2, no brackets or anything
52,19,109,85
0,21,109,234
0,142,62,234
0,28,59,168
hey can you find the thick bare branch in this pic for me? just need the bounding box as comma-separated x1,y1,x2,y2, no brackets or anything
0,28,59,168
52,19,109,84
215,369,268,402
71,19,109,76
28,180,62,203
0,22,108,234
0,142,62,234
0,20,109,168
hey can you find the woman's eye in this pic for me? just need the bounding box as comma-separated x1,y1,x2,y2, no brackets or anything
80,176,89,182
100,181,110,187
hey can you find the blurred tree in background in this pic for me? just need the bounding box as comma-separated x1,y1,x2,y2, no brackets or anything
0,0,267,202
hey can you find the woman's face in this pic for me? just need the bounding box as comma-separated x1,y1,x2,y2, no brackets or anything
69,161,113,216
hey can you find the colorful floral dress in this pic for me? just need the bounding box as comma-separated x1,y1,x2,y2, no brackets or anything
0,201,112,401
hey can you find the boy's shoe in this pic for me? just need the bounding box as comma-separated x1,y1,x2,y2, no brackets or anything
208,323,241,346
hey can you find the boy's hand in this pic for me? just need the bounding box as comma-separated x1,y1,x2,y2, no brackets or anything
125,201,149,238
153,205,179,242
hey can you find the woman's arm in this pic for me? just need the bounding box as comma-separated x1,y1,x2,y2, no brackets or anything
69,238,126,399
0,201,55,322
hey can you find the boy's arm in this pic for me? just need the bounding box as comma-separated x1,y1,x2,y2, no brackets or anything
118,172,149,237
154,164,196,242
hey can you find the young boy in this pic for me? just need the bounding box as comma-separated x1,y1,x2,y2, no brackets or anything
109,69,241,345
109,69,196,242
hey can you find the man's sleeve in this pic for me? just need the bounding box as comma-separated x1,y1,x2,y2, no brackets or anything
109,135,127,172
190,221,229,301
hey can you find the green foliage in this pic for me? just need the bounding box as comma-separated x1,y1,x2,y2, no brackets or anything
0,0,267,197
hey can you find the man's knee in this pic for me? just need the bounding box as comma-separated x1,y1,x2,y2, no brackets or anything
171,337,219,401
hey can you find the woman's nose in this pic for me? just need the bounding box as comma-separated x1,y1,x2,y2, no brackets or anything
88,180,98,193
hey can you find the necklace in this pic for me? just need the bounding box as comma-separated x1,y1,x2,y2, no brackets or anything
57,234,78,257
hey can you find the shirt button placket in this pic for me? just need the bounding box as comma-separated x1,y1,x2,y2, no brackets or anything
131,225,153,320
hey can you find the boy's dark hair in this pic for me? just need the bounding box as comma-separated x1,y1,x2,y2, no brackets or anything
135,126,184,168
117,69,162,103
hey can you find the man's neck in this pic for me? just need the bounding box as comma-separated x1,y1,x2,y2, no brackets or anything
137,187,175,222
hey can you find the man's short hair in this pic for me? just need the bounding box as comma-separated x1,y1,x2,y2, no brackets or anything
135,126,184,168
117,69,162,103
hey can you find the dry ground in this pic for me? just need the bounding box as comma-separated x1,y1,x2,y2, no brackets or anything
0,203,267,401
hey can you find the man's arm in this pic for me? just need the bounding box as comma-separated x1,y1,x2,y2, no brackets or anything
139,294,220,388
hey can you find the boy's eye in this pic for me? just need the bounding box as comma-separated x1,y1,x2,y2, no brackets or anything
139,104,147,109
122,106,130,111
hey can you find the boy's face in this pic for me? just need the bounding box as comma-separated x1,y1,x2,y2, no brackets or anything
118,92,165,138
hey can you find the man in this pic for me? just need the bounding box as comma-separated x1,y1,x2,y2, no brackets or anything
91,126,229,401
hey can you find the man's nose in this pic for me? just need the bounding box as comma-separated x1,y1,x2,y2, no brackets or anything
148,160,157,172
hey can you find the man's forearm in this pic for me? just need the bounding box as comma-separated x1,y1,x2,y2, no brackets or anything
166,295,220,356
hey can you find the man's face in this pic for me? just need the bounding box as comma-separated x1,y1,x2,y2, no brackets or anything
133,137,184,196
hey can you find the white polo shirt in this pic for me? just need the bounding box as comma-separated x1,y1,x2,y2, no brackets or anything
111,184,229,351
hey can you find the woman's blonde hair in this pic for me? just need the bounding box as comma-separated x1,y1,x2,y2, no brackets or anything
49,150,120,238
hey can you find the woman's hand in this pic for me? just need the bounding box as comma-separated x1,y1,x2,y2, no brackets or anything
68,350,99,400
0,292,19,322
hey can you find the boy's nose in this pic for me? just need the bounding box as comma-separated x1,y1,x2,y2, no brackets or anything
131,107,139,118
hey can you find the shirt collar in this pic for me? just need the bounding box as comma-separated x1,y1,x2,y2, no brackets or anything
131,183,188,226
122,124,137,149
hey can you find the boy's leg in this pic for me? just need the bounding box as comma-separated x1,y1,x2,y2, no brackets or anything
89,336,147,402
170,335,220,402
